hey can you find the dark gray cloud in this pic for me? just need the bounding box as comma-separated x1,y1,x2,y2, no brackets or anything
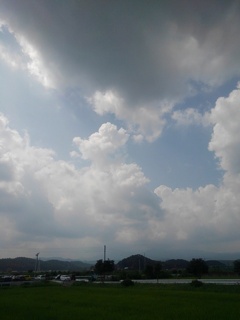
1,0,239,106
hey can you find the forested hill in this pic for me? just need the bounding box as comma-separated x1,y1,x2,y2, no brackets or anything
116,255,189,270
116,254,160,270
116,255,230,271
0,257,91,272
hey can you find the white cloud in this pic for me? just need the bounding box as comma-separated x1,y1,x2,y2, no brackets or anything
152,85,240,256
88,90,123,116
0,114,157,258
73,122,129,166
15,34,56,89
0,43,21,69
89,90,173,141
172,108,210,127
209,86,240,174
0,22,56,88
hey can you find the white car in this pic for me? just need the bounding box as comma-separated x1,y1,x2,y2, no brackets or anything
35,275,46,280
60,275,71,281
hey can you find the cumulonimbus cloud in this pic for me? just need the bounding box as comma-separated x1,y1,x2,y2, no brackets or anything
154,84,240,256
0,113,159,258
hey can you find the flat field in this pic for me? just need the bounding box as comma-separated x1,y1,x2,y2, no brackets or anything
0,282,240,319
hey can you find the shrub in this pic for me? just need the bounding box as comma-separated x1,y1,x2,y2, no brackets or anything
187,258,208,278
120,279,134,287
158,271,172,279
20,282,31,287
191,280,204,287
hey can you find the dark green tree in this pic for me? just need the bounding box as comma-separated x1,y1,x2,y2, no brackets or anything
187,258,208,278
145,265,154,278
94,259,115,275
144,263,162,279
155,263,162,282
234,260,240,275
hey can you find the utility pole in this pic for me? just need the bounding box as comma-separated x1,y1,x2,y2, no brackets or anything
104,245,106,262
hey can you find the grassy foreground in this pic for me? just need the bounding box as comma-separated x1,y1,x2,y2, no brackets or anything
0,282,240,319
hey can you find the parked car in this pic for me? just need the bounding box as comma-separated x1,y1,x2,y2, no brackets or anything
60,275,71,281
75,276,89,283
1,276,12,282
12,275,25,281
35,275,46,280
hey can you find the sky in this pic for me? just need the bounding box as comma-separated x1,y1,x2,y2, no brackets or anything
0,0,240,262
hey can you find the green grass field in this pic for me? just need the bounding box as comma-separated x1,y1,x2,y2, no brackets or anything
0,282,240,319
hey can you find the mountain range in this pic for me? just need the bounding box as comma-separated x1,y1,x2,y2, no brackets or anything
0,254,236,272
0,257,91,272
